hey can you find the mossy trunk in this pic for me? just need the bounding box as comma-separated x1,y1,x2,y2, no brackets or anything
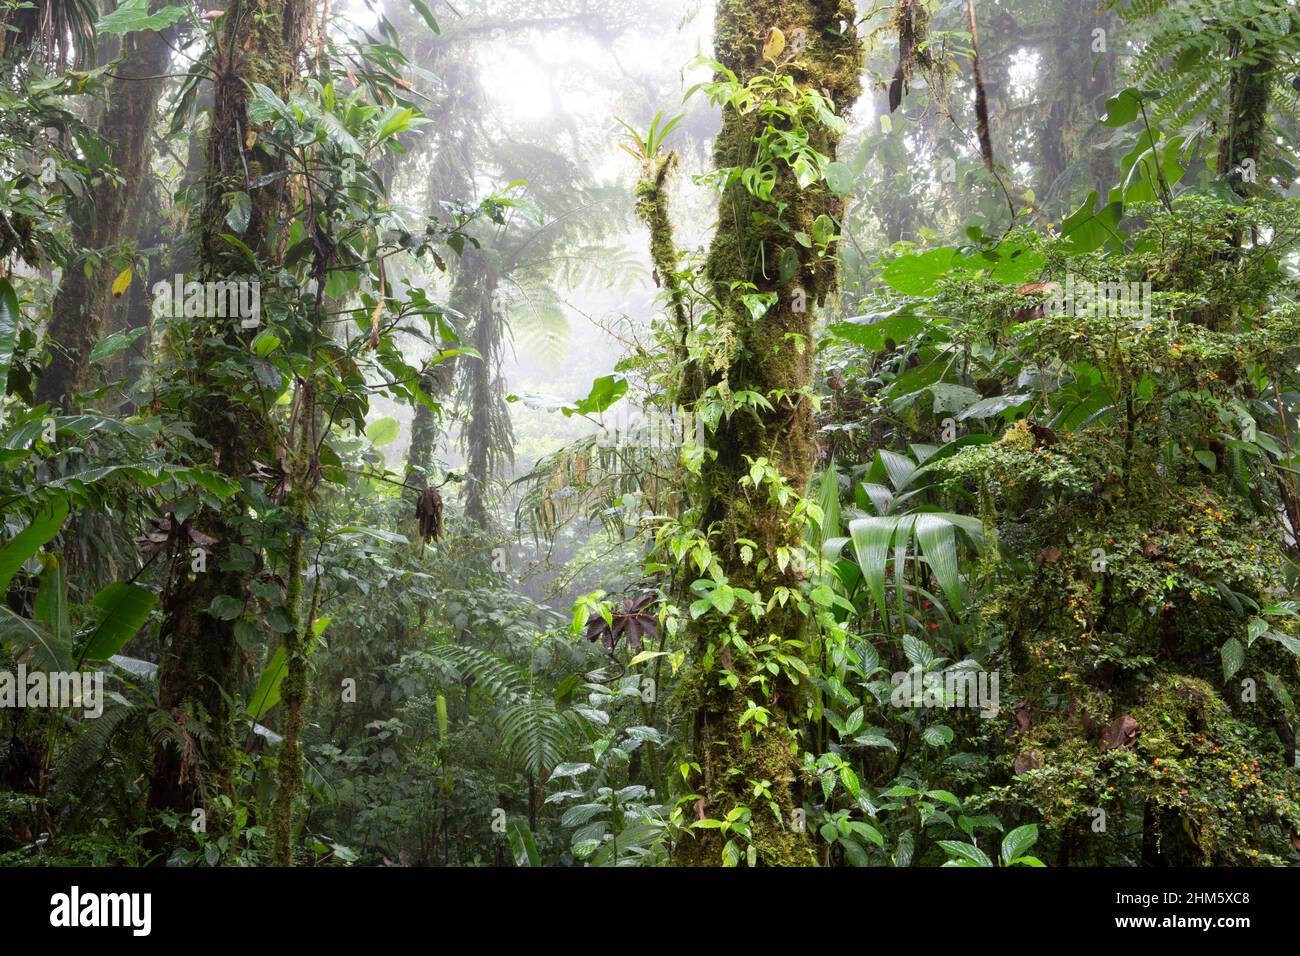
148,0,308,853
270,390,315,866
36,26,175,409
635,152,703,403
675,0,861,867
1217,50,1273,206
464,283,496,528
454,249,506,530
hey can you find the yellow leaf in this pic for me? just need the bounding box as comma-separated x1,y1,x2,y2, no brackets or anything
762,27,785,62
368,297,383,350
111,268,133,298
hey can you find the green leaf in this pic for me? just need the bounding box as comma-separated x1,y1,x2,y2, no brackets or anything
824,161,853,195
409,0,440,33
247,646,289,720
563,375,628,417
34,556,69,643
208,595,244,621
95,0,188,35
876,448,918,491
926,789,962,808
81,581,157,662
0,277,21,395
811,214,835,247
251,330,281,356
506,819,540,867
436,693,448,739
1221,637,1245,681
957,393,1032,421
1099,87,1143,127
848,515,905,619
880,248,955,296
377,106,418,140
923,724,954,747
0,497,70,594
847,821,884,847
1261,628,1300,656
902,634,933,669
1000,823,1038,865
366,416,399,446
829,312,925,351
89,326,147,363
914,514,963,613
937,840,993,866
0,606,70,670
1060,191,1123,254
225,191,252,233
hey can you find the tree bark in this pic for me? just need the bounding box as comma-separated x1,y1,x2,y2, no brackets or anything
148,0,309,856
37,26,174,408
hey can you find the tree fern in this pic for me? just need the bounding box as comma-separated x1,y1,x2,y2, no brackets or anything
1118,0,1300,132
427,642,531,703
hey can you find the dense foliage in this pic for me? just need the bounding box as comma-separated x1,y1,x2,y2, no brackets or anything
1,0,1298,869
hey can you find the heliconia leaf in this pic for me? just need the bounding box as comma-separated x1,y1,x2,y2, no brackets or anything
0,606,71,670
80,581,157,662
0,497,70,594
0,277,19,396
33,555,70,643
247,646,289,720
506,819,540,867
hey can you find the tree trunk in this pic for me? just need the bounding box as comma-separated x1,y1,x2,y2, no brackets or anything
1218,52,1274,202
36,26,174,408
675,0,861,866
148,0,308,855
464,277,497,529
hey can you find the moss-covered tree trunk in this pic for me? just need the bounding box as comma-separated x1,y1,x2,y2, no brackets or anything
36,26,175,408
409,251,475,497
675,0,861,867
452,247,506,530
270,384,316,865
1217,55,1274,203
148,0,308,851
463,278,497,529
